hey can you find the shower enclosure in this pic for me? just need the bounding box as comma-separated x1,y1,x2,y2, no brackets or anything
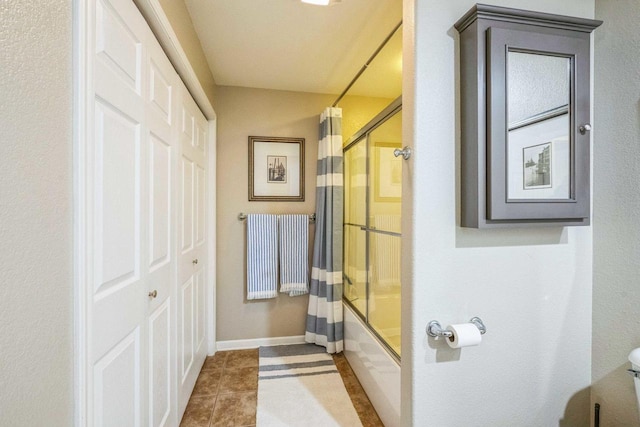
334,21,403,426
343,98,402,359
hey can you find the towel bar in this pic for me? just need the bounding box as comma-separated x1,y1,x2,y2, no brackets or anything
238,212,316,223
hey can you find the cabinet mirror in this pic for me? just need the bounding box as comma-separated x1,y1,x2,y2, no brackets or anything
507,51,570,201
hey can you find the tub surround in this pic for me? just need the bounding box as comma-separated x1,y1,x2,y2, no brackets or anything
344,303,401,427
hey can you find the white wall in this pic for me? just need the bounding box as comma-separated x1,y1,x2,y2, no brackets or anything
0,1,73,426
403,0,595,425
592,1,640,425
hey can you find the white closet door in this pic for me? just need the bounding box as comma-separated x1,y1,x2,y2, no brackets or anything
92,0,149,425
145,34,178,427
85,0,210,424
177,84,208,413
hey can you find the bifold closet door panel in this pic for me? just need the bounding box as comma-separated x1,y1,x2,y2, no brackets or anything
145,27,180,427
177,82,208,414
92,0,149,425
89,0,184,425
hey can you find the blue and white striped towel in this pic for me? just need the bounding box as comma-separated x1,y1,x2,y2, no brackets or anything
278,214,309,296
247,214,278,300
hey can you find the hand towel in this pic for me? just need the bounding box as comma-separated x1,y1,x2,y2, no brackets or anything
247,214,278,300
278,214,309,296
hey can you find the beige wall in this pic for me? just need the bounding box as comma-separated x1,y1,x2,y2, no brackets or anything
215,86,335,341
0,1,73,425
592,1,640,425
153,0,218,108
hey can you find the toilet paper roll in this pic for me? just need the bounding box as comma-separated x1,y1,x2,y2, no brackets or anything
446,323,482,349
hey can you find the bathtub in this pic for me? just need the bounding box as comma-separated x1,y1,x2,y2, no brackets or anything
343,302,401,427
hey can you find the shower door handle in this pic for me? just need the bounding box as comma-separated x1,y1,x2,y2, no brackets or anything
359,226,401,237
393,146,412,160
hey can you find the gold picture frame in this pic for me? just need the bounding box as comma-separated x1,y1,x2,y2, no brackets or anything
248,136,305,202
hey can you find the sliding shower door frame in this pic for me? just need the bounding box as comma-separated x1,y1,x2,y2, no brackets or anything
343,97,402,361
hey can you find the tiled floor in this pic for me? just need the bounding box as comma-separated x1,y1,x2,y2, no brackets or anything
180,348,385,427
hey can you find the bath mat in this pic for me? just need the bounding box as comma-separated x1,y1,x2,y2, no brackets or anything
257,344,363,427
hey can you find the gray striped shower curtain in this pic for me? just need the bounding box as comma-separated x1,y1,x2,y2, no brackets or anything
305,107,344,353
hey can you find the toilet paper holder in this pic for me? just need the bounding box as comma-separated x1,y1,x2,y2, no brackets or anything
427,317,487,338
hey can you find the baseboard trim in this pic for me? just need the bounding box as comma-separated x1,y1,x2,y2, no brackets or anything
216,335,306,351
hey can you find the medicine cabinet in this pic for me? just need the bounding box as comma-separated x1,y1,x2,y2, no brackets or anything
455,5,601,228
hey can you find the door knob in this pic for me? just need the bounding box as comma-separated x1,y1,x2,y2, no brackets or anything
148,290,158,299
579,123,592,135
192,259,198,265
393,146,412,160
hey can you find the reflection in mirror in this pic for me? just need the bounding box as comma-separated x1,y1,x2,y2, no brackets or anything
507,51,571,200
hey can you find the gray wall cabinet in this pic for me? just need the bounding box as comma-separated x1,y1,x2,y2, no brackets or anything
455,5,601,228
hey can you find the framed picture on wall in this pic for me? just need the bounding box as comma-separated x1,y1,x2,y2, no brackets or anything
374,142,402,202
248,136,305,201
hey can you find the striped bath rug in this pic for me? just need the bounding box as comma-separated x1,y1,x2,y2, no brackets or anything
257,344,363,427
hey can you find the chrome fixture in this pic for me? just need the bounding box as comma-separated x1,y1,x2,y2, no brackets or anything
427,317,487,338
426,321,452,338
192,259,198,265
393,146,412,160
579,123,592,134
148,290,158,299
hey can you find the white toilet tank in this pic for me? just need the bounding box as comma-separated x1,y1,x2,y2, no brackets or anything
628,348,640,418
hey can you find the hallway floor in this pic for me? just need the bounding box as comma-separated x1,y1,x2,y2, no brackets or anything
179,348,384,427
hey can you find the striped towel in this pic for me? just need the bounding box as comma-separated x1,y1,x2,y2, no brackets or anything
278,215,309,296
247,214,278,300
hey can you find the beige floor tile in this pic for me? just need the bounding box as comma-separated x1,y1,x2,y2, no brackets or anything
210,392,257,427
202,352,228,371
225,349,258,369
191,368,222,397
179,395,215,427
219,366,258,393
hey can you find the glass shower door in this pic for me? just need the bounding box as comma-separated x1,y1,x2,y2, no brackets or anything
343,105,402,358
367,111,402,356
344,140,367,316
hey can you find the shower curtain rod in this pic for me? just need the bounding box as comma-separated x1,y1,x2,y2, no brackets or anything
332,20,403,108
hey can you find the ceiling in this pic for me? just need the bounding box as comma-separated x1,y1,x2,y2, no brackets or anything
184,0,403,97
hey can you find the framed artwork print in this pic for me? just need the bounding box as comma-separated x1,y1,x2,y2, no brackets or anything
523,142,552,190
507,113,570,201
374,142,402,202
248,136,304,201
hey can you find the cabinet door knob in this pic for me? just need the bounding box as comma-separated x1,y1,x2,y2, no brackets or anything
192,259,198,265
148,290,158,299
579,123,592,135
